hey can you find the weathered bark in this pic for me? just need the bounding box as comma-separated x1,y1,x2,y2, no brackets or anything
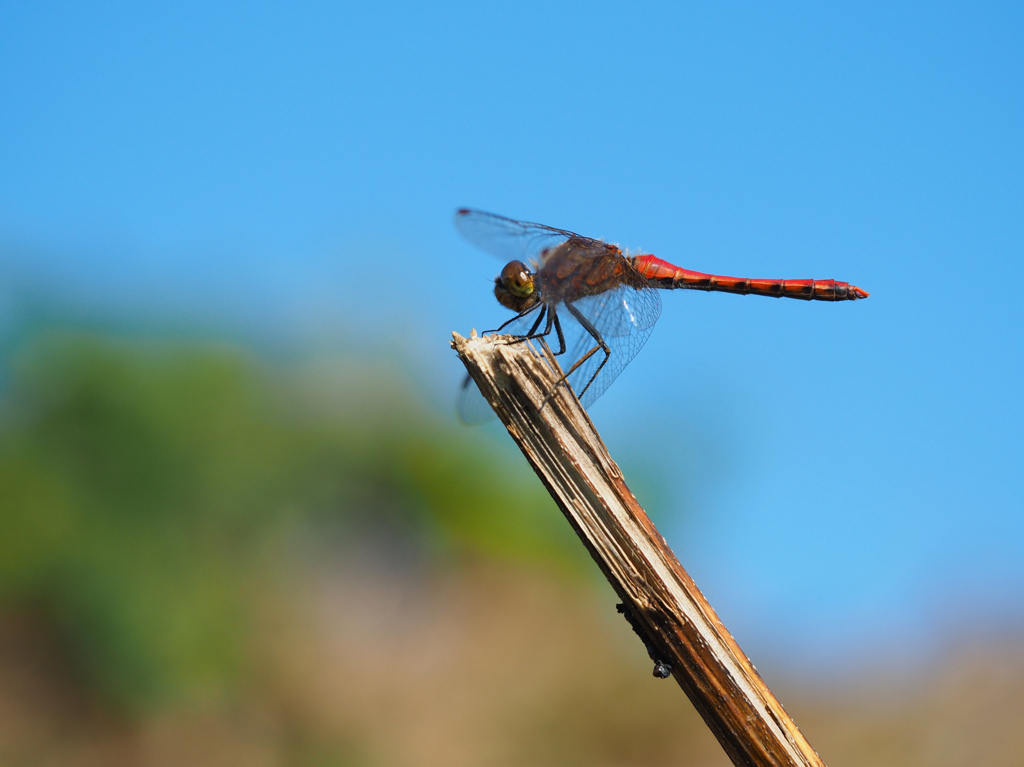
452,332,826,767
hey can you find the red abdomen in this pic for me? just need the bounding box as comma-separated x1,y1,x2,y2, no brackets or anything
631,255,869,301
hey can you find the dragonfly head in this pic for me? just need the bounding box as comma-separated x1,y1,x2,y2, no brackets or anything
494,260,539,312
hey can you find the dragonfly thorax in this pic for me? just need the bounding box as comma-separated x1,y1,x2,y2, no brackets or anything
494,260,540,312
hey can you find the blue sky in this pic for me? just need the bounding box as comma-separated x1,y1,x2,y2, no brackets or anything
2,1,1022,670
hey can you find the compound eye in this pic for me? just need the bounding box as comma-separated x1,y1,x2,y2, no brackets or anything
500,260,534,298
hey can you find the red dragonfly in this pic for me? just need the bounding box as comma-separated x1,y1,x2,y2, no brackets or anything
456,209,868,423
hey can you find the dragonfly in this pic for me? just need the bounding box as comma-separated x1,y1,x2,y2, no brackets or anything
456,209,868,423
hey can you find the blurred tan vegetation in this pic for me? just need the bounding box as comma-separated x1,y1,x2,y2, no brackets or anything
0,325,1022,766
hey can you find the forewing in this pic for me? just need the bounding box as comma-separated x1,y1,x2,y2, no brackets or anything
455,209,581,264
558,285,663,409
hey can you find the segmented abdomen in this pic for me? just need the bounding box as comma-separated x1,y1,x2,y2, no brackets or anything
631,255,869,301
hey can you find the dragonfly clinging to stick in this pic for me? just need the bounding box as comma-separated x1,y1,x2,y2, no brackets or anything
456,209,868,423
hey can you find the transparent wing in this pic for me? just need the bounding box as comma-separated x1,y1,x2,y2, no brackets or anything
558,285,663,409
456,372,498,425
456,286,662,422
456,208,593,264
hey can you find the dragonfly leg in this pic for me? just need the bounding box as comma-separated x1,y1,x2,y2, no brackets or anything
532,307,565,374
539,303,610,409
505,305,553,352
490,304,544,342
527,306,567,355
559,302,611,400
509,302,565,351
524,304,548,338
493,307,548,350
551,310,567,356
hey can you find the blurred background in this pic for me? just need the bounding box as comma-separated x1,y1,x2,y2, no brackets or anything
2,2,1022,765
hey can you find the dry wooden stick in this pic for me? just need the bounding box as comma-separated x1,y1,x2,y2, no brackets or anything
452,331,826,767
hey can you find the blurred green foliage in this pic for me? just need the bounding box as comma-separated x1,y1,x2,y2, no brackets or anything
0,329,580,711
